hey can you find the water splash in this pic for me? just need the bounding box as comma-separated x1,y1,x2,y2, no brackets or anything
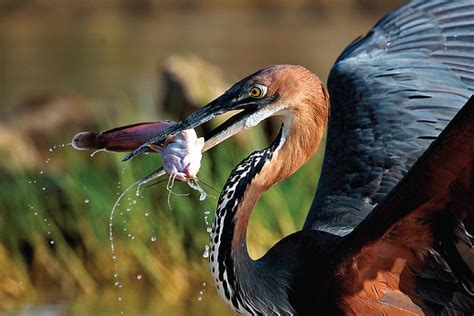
90,148,107,157
203,210,212,236
108,178,142,311
197,282,207,301
135,184,143,197
202,245,209,258
165,175,190,210
187,179,207,201
32,143,72,248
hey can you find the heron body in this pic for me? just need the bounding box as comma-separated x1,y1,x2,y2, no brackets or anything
74,0,474,314
205,63,474,315
202,1,474,313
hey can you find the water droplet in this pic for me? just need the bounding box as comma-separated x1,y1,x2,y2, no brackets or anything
39,170,44,175
144,212,149,217
206,227,212,233
136,275,142,280
117,297,122,302
84,199,90,204
150,236,157,242
114,281,120,286
197,297,202,301
202,282,206,286
34,212,38,216
108,179,143,307
132,200,137,205
202,245,209,258
187,180,207,201
42,187,46,191
49,240,55,245
49,148,53,152
126,208,131,212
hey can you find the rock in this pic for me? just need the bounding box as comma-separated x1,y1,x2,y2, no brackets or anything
0,126,40,170
4,94,98,150
160,55,228,117
0,94,99,170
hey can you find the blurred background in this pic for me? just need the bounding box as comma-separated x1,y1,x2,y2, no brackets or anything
0,0,404,314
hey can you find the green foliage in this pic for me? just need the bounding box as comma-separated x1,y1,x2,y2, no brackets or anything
0,122,324,314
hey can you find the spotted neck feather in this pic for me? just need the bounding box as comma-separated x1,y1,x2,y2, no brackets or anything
209,125,294,315
209,87,328,314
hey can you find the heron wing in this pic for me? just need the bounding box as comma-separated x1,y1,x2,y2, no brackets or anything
332,96,474,315
305,0,474,235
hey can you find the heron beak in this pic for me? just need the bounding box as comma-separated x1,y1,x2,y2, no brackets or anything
123,90,271,162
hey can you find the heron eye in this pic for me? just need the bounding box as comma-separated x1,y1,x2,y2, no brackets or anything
248,85,266,99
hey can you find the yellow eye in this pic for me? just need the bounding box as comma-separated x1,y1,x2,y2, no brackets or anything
249,87,262,98
249,85,266,98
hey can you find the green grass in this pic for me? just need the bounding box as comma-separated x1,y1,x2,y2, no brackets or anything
0,120,324,314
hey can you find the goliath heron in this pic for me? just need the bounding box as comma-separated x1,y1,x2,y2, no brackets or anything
74,0,474,314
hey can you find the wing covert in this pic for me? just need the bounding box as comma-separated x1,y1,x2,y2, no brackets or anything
306,0,474,234
330,96,474,315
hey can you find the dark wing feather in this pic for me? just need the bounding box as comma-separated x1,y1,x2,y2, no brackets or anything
305,0,474,235
332,97,474,315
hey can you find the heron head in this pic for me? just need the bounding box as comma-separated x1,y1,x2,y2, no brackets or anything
123,64,327,162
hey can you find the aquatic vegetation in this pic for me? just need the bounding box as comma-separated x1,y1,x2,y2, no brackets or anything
0,116,324,313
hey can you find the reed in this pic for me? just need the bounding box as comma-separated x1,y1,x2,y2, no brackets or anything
0,117,324,314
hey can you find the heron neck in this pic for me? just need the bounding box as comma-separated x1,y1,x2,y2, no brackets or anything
209,105,327,312
209,126,287,313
